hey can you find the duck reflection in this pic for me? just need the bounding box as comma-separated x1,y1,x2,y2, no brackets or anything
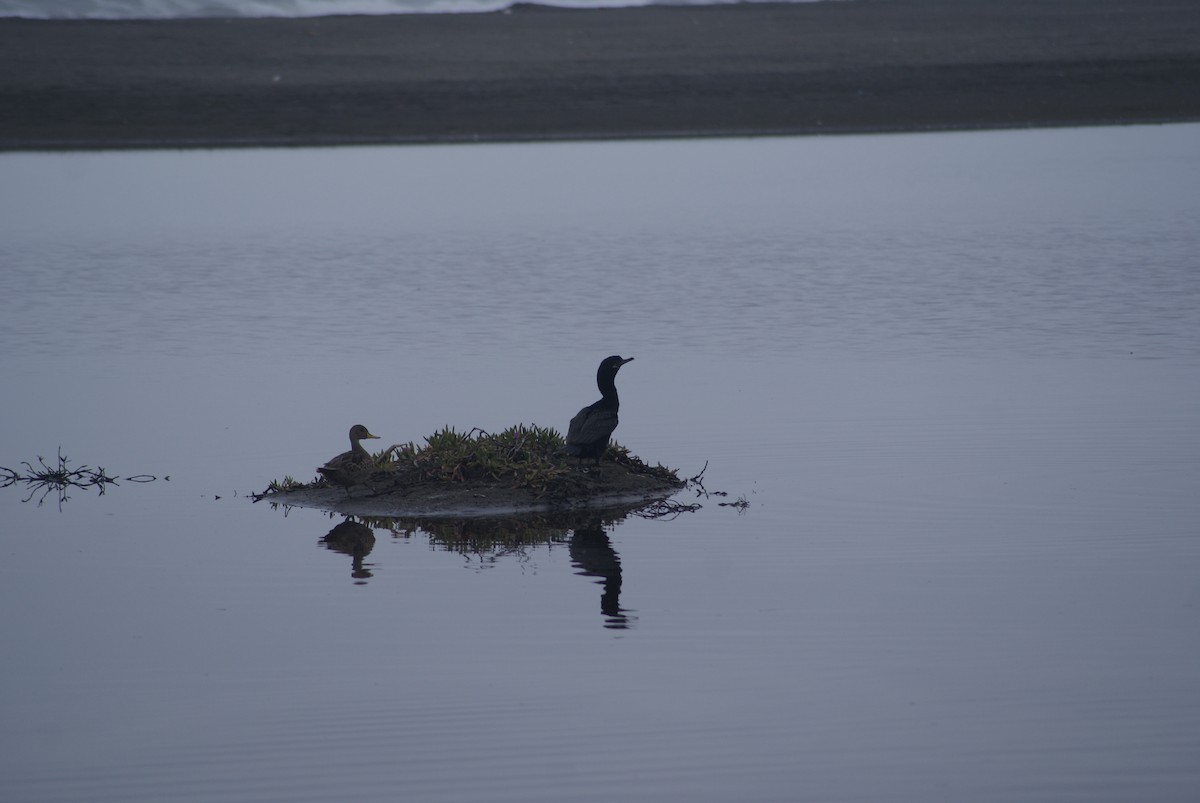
320,519,377,584
569,519,633,629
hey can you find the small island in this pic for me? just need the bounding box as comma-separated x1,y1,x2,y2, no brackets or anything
255,424,688,517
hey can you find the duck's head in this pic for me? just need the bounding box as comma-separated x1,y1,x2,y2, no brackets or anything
349,424,380,442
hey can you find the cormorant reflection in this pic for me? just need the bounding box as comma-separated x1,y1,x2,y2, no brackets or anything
569,519,634,629
320,519,376,584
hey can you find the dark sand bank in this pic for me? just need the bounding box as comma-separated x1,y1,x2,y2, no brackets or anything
2,0,1199,150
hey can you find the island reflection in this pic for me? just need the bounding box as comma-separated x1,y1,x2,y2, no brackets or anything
311,503,684,628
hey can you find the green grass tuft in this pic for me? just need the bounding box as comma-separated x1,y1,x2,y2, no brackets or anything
267,475,305,492
263,423,682,500
385,424,575,492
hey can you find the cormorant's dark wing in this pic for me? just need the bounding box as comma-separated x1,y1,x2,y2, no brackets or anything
565,402,619,456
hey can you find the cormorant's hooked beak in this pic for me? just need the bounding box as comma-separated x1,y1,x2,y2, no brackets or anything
620,357,635,365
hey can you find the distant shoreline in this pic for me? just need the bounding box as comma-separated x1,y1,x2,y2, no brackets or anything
2,0,1199,151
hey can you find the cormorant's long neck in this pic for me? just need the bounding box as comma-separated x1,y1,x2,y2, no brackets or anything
597,371,620,408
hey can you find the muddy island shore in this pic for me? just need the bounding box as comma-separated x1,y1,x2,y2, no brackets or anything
257,457,689,518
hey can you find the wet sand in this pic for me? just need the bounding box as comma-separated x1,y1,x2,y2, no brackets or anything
2,0,1199,150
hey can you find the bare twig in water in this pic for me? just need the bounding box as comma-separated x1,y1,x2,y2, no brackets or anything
681,460,751,512
717,495,751,512
684,460,727,499
0,448,162,511
634,498,703,521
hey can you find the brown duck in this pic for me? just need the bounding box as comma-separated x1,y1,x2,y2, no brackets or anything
317,424,381,497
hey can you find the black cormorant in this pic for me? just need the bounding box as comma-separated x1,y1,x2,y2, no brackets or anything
565,355,634,467
317,424,381,496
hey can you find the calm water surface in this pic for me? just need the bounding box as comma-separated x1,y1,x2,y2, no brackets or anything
2,126,1199,802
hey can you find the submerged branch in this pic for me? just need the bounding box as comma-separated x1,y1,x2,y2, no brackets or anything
0,448,164,510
